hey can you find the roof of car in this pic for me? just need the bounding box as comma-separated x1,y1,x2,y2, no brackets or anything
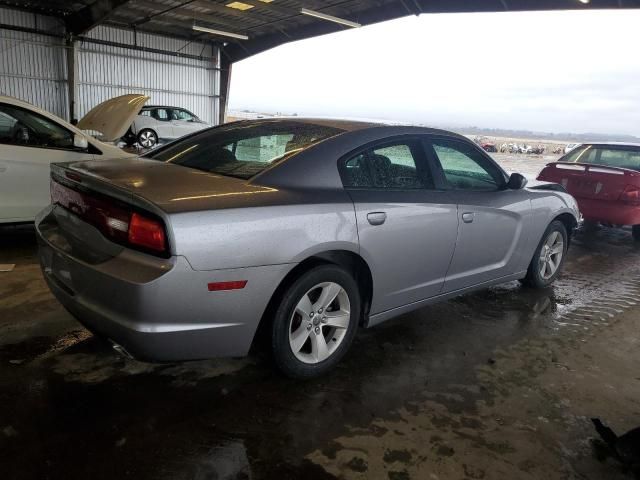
579,142,640,148
143,105,186,110
223,117,468,138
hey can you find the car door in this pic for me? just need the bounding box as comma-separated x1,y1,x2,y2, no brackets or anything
152,108,175,139
340,138,459,315
0,103,95,222
170,109,201,138
427,137,532,293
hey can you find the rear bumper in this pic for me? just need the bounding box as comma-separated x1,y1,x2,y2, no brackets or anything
575,197,640,226
36,205,291,362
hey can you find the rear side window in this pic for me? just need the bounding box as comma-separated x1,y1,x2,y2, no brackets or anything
431,138,503,191
154,109,170,121
341,141,432,189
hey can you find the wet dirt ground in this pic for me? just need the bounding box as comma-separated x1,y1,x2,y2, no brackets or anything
2,155,640,479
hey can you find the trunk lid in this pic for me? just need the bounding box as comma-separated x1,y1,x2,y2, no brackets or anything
537,162,640,202
77,94,149,142
59,157,277,213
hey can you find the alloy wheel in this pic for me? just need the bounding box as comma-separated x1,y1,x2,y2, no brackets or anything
288,282,351,364
139,130,156,148
539,230,564,280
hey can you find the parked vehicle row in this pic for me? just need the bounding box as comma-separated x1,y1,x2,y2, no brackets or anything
35,118,579,378
4,94,637,378
499,143,546,154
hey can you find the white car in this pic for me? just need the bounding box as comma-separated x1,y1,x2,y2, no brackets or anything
564,143,580,154
0,94,148,224
123,106,211,148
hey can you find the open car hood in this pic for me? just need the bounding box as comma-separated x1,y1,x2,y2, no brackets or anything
77,94,149,142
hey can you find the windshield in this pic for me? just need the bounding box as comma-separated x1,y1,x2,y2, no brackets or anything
147,121,345,179
562,145,640,171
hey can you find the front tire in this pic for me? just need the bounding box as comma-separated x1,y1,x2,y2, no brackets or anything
632,225,640,242
137,129,158,149
271,265,360,379
522,220,568,289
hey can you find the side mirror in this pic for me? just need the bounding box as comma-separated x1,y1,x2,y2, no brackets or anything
507,173,528,190
73,133,88,150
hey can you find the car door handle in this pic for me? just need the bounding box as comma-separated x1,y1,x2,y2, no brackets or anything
462,212,475,223
367,212,387,226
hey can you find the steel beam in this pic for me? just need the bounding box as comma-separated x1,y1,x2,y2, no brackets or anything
65,0,132,36
65,39,78,122
218,54,232,125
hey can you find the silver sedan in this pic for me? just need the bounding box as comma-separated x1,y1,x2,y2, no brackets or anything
36,119,580,378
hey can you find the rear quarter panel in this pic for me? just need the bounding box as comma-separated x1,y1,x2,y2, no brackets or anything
168,189,359,271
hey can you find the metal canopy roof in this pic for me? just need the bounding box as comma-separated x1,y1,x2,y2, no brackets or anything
1,0,639,62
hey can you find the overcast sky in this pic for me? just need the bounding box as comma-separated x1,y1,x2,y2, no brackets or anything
229,9,640,136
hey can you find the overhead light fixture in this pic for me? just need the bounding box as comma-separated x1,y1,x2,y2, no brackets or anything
578,0,590,3
226,1,254,10
300,8,361,28
193,24,249,40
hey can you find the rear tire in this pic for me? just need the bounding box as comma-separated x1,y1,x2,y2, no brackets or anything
632,225,640,242
522,220,568,289
271,265,360,379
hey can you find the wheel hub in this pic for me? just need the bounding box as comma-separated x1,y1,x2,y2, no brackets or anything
288,281,351,364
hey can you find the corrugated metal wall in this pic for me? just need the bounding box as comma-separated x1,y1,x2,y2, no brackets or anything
78,26,219,124
0,7,68,119
0,7,220,125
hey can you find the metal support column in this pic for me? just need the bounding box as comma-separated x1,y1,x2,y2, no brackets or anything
218,55,232,125
65,39,79,122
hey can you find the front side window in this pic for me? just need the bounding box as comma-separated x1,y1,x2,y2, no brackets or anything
341,141,431,189
147,121,343,180
563,145,640,171
431,139,503,191
0,104,74,150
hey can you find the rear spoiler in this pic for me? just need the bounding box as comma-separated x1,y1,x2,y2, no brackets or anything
50,162,175,253
544,162,638,177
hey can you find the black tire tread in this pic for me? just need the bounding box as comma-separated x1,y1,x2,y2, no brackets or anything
522,220,568,289
271,264,360,379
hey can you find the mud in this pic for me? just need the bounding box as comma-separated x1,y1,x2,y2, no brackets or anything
2,220,640,479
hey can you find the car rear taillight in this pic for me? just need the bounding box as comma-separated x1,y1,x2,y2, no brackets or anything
128,213,166,252
51,177,168,256
619,185,640,206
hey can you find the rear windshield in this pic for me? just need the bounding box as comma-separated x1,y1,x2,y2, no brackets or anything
146,121,344,179
562,145,640,171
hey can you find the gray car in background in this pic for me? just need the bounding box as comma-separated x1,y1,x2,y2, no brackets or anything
36,119,580,378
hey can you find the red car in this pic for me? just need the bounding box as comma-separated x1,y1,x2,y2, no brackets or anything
537,143,640,240
481,142,497,152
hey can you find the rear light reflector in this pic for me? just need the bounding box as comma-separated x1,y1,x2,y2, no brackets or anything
51,177,168,256
620,185,640,206
207,280,248,292
128,213,166,252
